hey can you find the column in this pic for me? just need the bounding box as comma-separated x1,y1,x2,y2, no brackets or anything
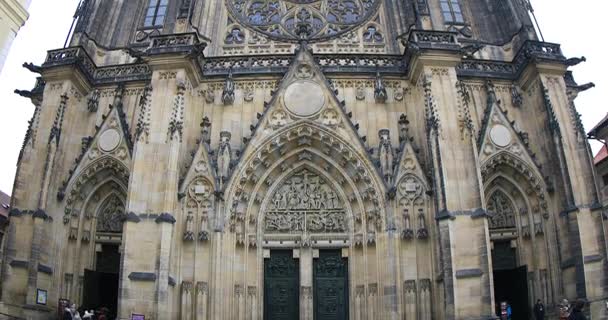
407,31,494,319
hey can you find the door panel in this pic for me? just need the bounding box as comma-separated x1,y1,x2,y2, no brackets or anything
264,250,300,320
314,250,348,320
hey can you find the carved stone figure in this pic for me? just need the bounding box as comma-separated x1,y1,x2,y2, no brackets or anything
401,209,414,240
487,191,516,229
87,89,100,112
378,129,394,184
216,132,232,184
416,208,428,239
222,70,235,105
374,72,387,103
264,169,346,233
96,195,124,233
184,214,195,241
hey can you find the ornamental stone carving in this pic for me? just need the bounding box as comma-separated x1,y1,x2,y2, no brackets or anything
96,195,125,233
264,169,346,233
225,0,381,42
487,190,516,229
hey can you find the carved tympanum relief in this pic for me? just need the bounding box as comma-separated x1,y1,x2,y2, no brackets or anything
97,195,125,233
264,169,346,233
487,190,516,229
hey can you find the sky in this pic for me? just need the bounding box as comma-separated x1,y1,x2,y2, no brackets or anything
0,0,606,195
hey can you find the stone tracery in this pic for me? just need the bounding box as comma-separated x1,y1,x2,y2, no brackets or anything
225,0,382,42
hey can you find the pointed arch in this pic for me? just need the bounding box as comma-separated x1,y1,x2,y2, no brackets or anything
64,156,130,223
181,176,215,242
225,121,387,237
481,151,549,216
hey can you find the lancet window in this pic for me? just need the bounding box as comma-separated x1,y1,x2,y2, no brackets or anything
440,0,464,24
144,0,169,28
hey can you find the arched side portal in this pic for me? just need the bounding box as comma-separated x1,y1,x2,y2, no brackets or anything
481,152,555,319
60,156,129,317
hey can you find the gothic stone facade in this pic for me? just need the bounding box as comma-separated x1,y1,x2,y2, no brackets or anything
2,0,607,319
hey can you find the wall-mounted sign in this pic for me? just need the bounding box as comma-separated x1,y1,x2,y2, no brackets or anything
36,289,47,305
131,314,145,320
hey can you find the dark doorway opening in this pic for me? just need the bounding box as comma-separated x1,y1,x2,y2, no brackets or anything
492,241,529,319
264,250,300,320
83,244,120,318
313,250,348,320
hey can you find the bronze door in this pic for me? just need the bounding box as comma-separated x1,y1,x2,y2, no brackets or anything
314,250,349,320
264,250,300,320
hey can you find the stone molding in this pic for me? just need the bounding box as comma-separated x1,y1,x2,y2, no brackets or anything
40,35,566,88
155,213,177,224
128,272,157,282
0,0,29,31
455,268,483,279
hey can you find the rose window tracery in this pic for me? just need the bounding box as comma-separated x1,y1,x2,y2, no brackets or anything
264,169,346,233
226,0,381,42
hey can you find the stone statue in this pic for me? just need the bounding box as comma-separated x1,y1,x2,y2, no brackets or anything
217,131,232,186
378,129,394,184
184,214,195,241
374,71,387,103
417,208,428,239
485,80,498,106
222,70,235,105
87,89,100,112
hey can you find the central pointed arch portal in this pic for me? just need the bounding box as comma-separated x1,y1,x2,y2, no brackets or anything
218,45,389,320
224,118,388,319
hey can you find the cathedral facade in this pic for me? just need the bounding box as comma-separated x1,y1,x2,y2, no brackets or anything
2,0,606,319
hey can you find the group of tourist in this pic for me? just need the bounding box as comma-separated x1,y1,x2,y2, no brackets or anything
62,304,110,320
498,298,588,320
557,299,588,320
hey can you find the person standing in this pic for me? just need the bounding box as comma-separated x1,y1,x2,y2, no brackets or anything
534,299,546,320
560,299,571,320
568,299,587,320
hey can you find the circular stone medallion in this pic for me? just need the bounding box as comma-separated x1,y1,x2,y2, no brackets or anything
284,81,325,117
99,129,122,152
490,125,512,147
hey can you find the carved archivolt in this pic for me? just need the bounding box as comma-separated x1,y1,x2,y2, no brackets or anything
481,152,548,216
225,121,386,239
64,156,129,221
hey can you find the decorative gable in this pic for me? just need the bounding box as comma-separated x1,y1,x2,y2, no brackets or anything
478,95,539,170
246,45,373,167
58,104,132,202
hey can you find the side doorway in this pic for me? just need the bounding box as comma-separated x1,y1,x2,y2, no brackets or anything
82,243,120,317
492,240,529,320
